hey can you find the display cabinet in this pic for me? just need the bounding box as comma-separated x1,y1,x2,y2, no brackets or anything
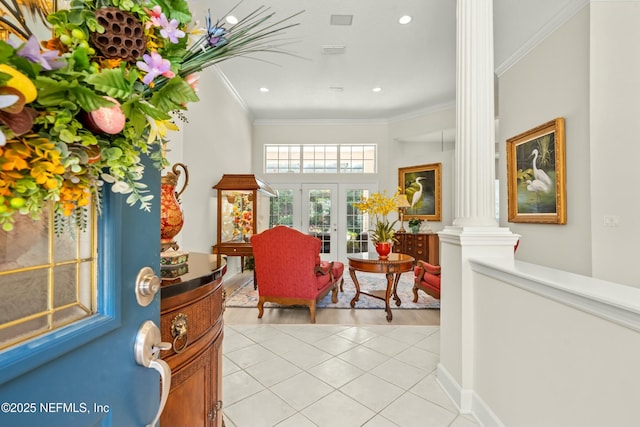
211,174,275,267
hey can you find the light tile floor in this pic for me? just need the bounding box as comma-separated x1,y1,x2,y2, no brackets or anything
222,323,480,427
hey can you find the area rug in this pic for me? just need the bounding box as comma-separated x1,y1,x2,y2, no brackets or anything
225,271,440,310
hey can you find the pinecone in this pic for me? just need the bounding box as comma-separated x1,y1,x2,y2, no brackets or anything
91,7,146,62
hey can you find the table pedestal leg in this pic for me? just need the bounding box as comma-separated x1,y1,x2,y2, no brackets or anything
349,268,360,308
392,273,402,307
385,273,394,321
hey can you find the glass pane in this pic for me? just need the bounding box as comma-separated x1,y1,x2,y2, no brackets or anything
346,190,369,254
54,264,78,308
54,232,79,263
338,145,376,173
0,317,49,349
269,189,294,227
0,269,49,323
220,190,254,243
53,305,90,329
307,189,331,254
265,145,300,173
363,159,376,173
0,215,49,268
0,204,97,351
79,261,94,309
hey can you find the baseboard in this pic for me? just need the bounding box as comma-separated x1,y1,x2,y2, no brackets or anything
436,364,505,427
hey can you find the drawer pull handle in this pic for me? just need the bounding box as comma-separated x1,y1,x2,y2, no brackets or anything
171,313,189,353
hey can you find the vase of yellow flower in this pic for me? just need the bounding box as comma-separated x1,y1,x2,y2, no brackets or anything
353,190,401,259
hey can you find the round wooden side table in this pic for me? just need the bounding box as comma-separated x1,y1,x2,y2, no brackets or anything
347,253,415,321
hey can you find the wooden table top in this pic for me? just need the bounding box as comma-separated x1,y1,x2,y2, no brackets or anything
347,253,415,274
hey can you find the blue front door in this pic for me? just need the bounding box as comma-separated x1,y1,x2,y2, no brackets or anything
0,159,162,427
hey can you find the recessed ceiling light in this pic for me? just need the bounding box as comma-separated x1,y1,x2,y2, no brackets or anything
259,87,269,93
372,87,382,93
398,15,412,25
226,15,238,25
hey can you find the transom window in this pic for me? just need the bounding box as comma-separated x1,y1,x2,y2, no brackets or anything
265,144,377,174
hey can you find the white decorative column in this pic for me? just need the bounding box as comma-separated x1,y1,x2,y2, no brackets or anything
437,0,519,413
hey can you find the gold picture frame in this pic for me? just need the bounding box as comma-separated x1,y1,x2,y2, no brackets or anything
398,163,442,221
506,117,566,224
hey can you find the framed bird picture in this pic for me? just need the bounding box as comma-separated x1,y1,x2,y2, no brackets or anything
506,117,566,224
398,163,442,221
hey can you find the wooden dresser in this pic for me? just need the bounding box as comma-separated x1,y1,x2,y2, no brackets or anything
160,253,227,427
393,232,440,265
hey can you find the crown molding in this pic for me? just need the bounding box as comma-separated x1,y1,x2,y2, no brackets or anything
211,66,253,120
495,0,590,77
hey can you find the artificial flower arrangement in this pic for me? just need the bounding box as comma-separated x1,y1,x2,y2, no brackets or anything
353,189,401,245
0,0,300,232
231,193,252,240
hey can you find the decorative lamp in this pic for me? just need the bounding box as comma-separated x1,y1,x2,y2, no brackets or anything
396,194,411,233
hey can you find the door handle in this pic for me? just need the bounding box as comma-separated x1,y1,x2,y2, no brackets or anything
134,320,172,427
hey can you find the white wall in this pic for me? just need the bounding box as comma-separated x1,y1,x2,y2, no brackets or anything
497,7,593,276
468,259,640,427
589,1,640,287
252,107,456,232
170,67,254,262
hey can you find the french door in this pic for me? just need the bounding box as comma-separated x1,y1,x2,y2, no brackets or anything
0,156,163,427
269,183,377,263
302,184,338,261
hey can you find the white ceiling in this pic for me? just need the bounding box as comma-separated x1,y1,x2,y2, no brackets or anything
210,0,581,121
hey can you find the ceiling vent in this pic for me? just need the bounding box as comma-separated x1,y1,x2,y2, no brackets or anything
321,45,346,55
330,14,353,26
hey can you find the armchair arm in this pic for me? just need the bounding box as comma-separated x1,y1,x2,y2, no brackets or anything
415,260,441,280
315,260,335,283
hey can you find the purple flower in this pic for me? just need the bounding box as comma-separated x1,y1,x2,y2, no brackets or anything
205,12,228,47
158,14,186,44
207,27,227,48
15,35,66,70
136,52,175,85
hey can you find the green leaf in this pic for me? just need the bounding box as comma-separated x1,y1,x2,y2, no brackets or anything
150,77,198,113
153,0,192,24
135,100,171,121
34,77,72,107
123,106,148,135
85,68,134,99
72,46,91,71
68,9,85,25
0,41,14,62
69,85,115,112
59,129,79,143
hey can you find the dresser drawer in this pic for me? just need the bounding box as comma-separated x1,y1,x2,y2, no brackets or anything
161,281,223,358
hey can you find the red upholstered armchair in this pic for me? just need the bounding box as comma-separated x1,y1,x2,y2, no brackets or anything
250,226,344,323
413,260,441,301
